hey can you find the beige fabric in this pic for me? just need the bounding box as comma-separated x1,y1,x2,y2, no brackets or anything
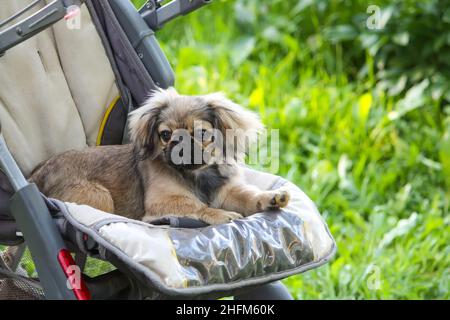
64,202,187,288
51,3,119,146
99,224,187,288
0,0,119,176
65,202,125,227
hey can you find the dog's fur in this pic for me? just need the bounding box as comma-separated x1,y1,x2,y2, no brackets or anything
29,88,289,224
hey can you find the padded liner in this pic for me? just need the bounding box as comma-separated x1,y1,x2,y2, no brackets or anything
0,0,119,176
51,168,336,297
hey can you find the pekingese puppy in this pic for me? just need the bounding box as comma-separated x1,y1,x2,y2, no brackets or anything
29,88,290,224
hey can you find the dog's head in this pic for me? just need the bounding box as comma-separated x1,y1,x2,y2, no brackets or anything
128,88,263,170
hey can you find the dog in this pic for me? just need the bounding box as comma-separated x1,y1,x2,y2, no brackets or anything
29,88,290,225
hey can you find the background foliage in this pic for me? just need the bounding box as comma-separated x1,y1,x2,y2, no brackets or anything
131,0,450,299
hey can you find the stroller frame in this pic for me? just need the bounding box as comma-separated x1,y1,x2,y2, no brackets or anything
0,0,294,300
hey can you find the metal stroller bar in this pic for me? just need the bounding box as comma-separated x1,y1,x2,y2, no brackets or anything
0,0,85,57
0,137,27,192
140,0,212,30
0,127,78,299
0,0,44,29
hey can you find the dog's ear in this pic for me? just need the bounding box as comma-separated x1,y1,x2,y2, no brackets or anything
204,93,264,161
128,88,176,160
128,107,161,160
204,92,263,133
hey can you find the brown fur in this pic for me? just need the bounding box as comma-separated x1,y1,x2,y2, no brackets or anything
29,88,290,224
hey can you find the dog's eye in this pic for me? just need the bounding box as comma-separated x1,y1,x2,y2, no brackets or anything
160,130,172,142
197,129,209,141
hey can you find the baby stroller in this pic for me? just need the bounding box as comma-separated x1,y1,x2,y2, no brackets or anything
0,0,336,300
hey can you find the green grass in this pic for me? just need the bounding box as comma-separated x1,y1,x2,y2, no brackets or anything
134,0,449,299
3,0,447,300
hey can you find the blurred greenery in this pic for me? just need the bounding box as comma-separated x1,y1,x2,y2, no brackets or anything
3,0,448,301
131,0,450,299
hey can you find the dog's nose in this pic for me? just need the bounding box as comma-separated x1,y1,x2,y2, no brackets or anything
170,135,183,147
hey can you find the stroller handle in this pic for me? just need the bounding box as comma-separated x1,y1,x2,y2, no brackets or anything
140,0,212,30
0,0,85,57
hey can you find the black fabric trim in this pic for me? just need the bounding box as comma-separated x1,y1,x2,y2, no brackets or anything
99,98,128,146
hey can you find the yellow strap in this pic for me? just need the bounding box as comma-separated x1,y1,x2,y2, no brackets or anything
96,96,121,146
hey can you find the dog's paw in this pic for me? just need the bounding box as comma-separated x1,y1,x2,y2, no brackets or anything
269,189,290,209
201,208,243,225
259,189,290,211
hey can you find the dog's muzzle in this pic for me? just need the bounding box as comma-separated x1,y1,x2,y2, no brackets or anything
166,136,206,170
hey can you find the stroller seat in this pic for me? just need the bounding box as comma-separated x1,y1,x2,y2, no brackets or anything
0,0,335,300
0,0,120,176
50,167,335,298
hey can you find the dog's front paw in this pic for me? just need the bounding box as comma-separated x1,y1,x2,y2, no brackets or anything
201,208,243,225
269,189,290,209
258,189,290,211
